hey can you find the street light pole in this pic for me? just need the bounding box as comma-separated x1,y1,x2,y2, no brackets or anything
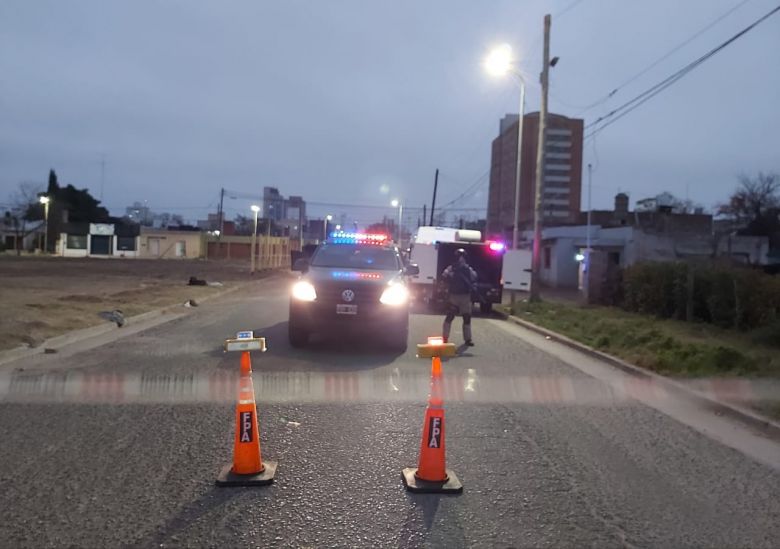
585,163,592,301
512,79,526,250
265,213,272,269
39,196,50,253
323,214,332,241
483,44,525,249
530,14,551,303
391,199,402,244
250,205,260,274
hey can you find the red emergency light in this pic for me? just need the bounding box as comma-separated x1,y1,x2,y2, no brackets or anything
487,241,506,252
329,231,388,245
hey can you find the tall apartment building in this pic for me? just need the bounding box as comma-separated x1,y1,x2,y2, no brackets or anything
486,112,583,238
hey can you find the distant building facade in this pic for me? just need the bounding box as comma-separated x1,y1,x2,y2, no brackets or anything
577,193,712,234
487,112,584,238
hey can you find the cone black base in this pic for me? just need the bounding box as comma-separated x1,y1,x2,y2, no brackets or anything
216,461,277,487
401,467,463,494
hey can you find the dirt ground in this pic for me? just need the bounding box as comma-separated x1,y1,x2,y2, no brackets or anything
0,256,267,351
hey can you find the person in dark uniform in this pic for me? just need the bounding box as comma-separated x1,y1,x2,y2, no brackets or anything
441,248,477,346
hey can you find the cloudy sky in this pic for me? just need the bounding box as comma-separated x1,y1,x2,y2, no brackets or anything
2,0,778,226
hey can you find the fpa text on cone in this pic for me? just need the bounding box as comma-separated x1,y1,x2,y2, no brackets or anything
402,336,462,494
216,332,277,487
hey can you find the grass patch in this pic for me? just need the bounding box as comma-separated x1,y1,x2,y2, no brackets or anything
504,301,780,379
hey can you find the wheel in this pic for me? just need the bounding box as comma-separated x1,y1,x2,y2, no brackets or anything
288,316,309,348
479,302,493,314
386,322,408,352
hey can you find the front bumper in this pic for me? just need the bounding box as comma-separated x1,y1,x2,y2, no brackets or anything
290,299,409,333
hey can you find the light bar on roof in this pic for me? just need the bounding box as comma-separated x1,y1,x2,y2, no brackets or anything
329,231,388,245
331,271,383,280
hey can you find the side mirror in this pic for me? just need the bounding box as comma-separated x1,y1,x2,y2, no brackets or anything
404,263,420,276
293,258,309,272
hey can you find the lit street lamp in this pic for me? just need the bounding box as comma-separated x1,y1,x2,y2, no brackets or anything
391,199,403,244
250,204,260,274
323,214,333,241
39,195,50,253
484,44,525,251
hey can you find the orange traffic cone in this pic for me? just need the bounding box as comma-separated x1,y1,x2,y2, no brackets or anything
240,350,252,375
402,339,462,494
217,351,276,487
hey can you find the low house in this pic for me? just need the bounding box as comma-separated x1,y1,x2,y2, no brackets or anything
523,225,770,289
59,222,140,258
1,223,46,253
139,227,205,259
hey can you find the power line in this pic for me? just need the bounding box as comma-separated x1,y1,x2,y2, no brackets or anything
575,0,757,116
585,3,780,140
556,0,586,19
437,169,490,210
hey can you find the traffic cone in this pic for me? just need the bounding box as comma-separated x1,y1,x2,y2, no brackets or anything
216,357,276,487
240,350,252,375
402,340,462,494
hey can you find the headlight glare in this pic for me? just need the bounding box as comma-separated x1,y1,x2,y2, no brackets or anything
292,281,317,301
380,283,408,305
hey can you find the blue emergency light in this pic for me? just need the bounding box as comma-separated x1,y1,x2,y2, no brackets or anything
328,231,388,245
331,271,383,280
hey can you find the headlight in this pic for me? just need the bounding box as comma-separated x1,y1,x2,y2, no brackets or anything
292,281,317,301
380,283,408,306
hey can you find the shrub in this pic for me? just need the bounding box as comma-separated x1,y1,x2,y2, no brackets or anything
622,261,779,330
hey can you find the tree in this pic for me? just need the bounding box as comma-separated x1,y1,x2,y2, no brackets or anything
718,172,779,227
717,172,780,253
233,214,254,236
2,182,44,254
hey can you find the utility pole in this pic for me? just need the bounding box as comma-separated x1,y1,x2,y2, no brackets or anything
265,215,272,269
530,14,551,303
100,154,106,202
217,188,225,239
251,205,259,274
298,206,304,251
585,162,592,302
429,169,439,226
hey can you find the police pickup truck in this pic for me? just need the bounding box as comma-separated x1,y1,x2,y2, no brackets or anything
289,232,419,351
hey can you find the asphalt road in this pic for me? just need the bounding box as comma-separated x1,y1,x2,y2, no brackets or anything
1,273,779,548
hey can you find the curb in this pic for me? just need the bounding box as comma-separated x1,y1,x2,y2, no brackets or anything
0,273,278,367
496,309,780,439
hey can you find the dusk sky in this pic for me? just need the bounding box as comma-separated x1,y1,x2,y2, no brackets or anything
2,0,778,226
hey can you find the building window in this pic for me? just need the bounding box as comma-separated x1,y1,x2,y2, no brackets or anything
547,128,573,137
544,247,551,269
547,141,572,150
544,174,570,183
117,236,136,251
544,189,570,197
66,234,88,249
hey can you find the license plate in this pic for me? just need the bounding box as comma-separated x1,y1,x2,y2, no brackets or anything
336,304,358,315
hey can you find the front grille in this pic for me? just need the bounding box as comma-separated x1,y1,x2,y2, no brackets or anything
315,282,383,305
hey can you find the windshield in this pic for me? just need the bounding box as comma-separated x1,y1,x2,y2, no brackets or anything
310,244,400,270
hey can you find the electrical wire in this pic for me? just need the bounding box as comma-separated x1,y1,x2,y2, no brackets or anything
585,3,780,140
575,0,757,117
437,169,491,210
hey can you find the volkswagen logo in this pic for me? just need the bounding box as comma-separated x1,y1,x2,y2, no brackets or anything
341,289,355,302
